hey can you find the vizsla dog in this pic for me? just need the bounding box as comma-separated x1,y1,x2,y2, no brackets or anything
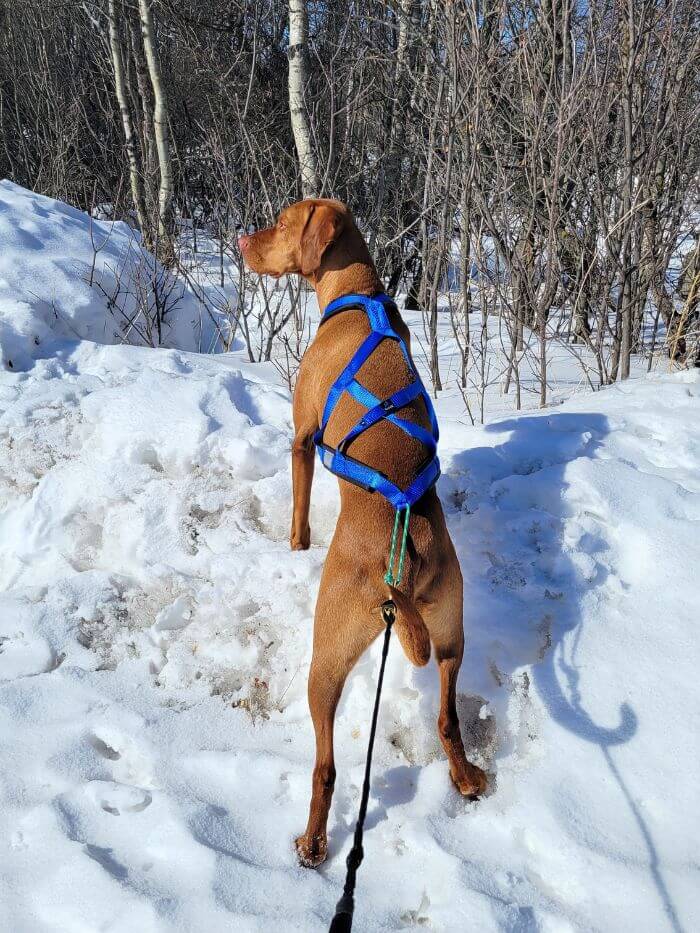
239,199,486,868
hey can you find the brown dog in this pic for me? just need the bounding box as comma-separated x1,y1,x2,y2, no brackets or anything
239,199,487,868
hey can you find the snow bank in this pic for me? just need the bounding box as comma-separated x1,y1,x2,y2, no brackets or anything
1,317,698,930
0,181,225,369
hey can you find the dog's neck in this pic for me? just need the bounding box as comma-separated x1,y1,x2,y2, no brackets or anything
310,228,383,312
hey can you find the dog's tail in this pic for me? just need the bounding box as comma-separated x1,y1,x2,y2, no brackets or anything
386,585,431,667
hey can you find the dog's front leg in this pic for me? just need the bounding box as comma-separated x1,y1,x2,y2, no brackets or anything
291,431,315,550
290,366,318,551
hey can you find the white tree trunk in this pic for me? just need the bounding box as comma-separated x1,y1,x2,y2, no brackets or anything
137,0,173,248
107,0,150,242
288,0,320,198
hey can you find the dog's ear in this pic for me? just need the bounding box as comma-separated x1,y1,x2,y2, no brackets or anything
300,203,344,276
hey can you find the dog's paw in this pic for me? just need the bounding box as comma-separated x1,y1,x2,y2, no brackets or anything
451,762,488,799
290,524,311,551
295,832,327,868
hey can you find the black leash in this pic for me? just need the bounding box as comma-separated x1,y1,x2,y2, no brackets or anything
329,600,396,933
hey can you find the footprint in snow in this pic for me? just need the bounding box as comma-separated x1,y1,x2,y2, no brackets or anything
87,728,155,789
0,629,62,681
88,733,122,761
87,780,152,815
400,892,432,926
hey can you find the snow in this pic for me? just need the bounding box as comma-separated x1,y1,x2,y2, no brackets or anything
0,181,229,368
1,183,699,932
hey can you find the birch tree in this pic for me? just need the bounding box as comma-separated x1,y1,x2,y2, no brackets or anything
288,0,320,198
137,0,174,253
107,0,150,244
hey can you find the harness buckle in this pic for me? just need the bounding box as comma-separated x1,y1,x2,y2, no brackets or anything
381,399,397,414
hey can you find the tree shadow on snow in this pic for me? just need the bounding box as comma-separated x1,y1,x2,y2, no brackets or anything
445,411,683,933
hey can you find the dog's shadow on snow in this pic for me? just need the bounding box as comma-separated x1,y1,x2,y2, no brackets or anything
444,410,683,933
447,413,634,746
469,412,636,747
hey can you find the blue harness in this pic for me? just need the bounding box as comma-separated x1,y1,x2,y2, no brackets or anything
313,292,440,513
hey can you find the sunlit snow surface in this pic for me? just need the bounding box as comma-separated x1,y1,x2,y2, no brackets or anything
1,183,699,932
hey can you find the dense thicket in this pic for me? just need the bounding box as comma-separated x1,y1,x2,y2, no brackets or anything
1,1,699,395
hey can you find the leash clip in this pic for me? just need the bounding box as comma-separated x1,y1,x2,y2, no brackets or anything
380,600,396,627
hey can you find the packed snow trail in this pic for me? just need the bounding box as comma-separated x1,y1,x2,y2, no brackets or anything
1,184,699,931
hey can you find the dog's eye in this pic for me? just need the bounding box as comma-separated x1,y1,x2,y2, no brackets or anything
278,221,286,231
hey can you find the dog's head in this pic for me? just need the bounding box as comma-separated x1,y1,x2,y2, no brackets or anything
238,199,349,279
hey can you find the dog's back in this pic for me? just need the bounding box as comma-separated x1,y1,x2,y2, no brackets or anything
304,303,435,502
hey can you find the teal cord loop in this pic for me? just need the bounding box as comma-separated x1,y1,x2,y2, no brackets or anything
384,504,411,586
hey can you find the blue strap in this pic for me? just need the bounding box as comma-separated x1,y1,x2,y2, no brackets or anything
338,381,436,454
345,381,434,448
314,438,440,510
346,380,380,409
315,293,440,509
321,331,384,432
322,293,394,329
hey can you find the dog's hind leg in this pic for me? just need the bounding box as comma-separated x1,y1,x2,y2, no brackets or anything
295,571,383,868
420,568,487,798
